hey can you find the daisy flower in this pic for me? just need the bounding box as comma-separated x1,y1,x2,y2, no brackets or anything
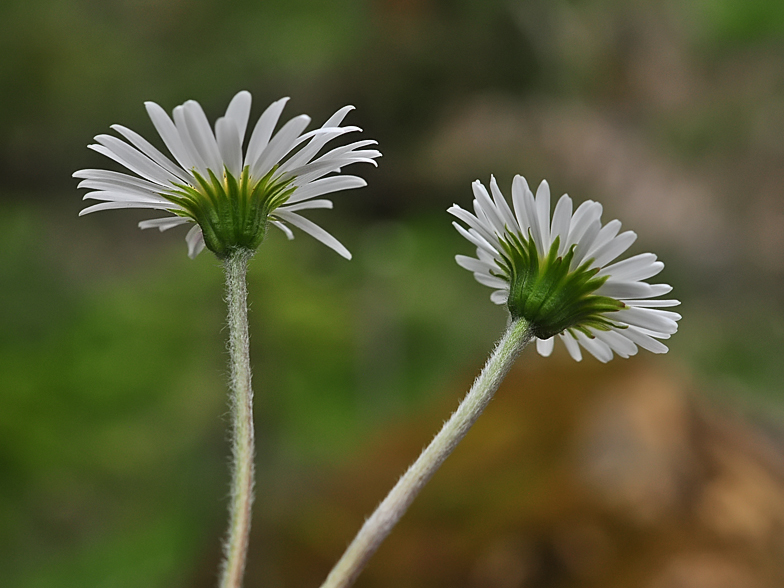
449,175,681,362
75,91,380,259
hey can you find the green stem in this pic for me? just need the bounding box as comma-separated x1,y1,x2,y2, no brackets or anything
320,317,533,588
220,248,256,588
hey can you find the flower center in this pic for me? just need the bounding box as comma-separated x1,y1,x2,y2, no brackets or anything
496,233,626,339
164,166,296,258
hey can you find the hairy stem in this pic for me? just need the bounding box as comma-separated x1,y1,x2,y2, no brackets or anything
220,248,256,588
320,317,533,588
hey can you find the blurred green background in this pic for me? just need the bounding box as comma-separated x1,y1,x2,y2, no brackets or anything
2,0,784,586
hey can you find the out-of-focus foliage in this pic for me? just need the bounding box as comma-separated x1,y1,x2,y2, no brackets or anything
0,203,502,587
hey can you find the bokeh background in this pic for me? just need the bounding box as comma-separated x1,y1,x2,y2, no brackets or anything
2,0,784,586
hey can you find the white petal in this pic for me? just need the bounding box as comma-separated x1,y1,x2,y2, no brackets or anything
144,101,196,172
623,299,680,308
77,179,160,200
473,272,508,289
455,255,494,273
582,219,620,264
250,114,311,179
598,253,662,281
278,199,333,212
521,178,543,252
270,219,295,240
576,332,613,363
244,97,290,168
559,332,583,361
453,222,500,256
82,189,170,204
490,289,509,305
279,124,361,172
634,283,673,298
292,138,378,171
288,141,380,183
319,105,355,127
551,194,573,255
476,247,498,265
590,230,637,269
80,200,177,215
75,169,166,195
286,176,366,204
472,181,506,236
511,175,532,237
572,218,602,267
567,201,602,249
258,126,348,180
536,337,555,357
287,158,353,185
489,175,518,231
185,224,206,258
215,117,243,178
138,216,191,231
275,210,351,259
622,326,670,353
535,180,551,249
172,105,208,176
614,307,680,335
585,219,621,257
449,204,498,247
224,90,252,143
110,124,191,183
182,100,224,173
592,329,638,358
596,281,671,299
633,325,671,339
90,138,179,187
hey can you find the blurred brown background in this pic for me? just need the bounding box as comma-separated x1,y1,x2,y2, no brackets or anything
1,0,784,587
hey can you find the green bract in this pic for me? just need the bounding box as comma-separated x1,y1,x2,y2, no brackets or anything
166,165,295,258
497,233,625,340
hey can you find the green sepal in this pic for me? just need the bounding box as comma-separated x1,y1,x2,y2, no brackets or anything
164,165,296,258
497,233,625,340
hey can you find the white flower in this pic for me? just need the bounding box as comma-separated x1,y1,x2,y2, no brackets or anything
75,91,380,259
449,175,681,363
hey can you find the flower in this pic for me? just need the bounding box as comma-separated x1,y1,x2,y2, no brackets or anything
449,175,681,362
75,91,380,259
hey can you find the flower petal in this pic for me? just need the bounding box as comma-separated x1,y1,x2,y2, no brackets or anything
278,199,333,213
559,332,583,361
138,216,191,231
551,194,573,255
181,100,224,173
536,336,555,357
110,124,191,183
287,176,367,204
215,117,243,178
275,210,351,259
270,219,295,240
576,332,613,363
224,90,252,143
185,224,206,258
144,101,196,172
244,97,290,168
250,114,311,179
535,180,551,249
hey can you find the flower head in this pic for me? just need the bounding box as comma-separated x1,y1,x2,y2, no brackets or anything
449,175,681,362
76,91,380,259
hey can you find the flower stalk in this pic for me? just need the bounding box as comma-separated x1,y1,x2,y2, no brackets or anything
320,317,533,588
220,248,256,588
